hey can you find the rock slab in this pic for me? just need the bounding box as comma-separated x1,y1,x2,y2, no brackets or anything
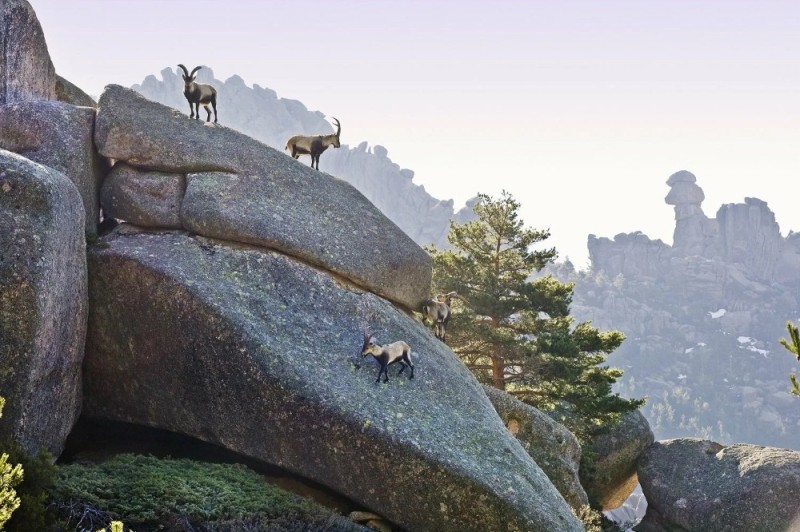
84,229,581,532
94,85,431,309
0,149,87,456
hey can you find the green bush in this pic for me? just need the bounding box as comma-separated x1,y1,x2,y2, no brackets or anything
1,441,58,532
0,397,23,528
50,454,364,531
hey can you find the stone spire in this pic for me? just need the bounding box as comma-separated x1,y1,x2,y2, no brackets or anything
665,170,712,255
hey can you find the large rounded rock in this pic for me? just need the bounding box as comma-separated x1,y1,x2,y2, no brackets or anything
0,0,57,104
482,385,588,510
0,149,87,456
636,438,800,531
94,85,431,309
581,409,653,510
0,100,107,235
83,229,581,532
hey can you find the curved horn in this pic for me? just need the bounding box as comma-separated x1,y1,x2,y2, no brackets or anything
177,64,189,77
190,66,203,77
331,117,340,137
362,329,375,351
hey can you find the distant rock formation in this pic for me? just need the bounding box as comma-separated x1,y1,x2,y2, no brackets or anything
592,170,796,284
131,68,473,248
558,170,800,449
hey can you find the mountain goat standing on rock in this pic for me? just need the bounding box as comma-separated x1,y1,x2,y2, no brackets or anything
285,117,341,170
422,292,460,343
177,64,218,122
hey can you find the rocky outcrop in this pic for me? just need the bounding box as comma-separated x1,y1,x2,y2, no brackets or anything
594,170,790,284
581,410,654,510
483,386,588,510
636,438,800,532
716,197,783,281
0,100,107,235
0,0,57,104
0,149,87,456
131,68,471,249
563,170,800,449
664,170,715,256
83,229,582,532
587,232,670,280
95,85,431,309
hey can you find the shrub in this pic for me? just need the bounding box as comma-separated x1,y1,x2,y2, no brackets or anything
0,397,23,528
1,441,58,532
50,454,364,531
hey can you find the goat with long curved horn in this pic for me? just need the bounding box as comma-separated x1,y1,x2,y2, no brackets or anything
285,117,342,171
177,64,218,122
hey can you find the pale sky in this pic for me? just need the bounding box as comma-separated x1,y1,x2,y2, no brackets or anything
32,1,800,268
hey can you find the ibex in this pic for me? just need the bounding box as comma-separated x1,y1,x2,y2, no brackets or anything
177,64,218,122
361,331,414,383
422,291,459,343
285,118,341,170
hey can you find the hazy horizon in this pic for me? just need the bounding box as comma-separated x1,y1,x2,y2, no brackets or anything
31,0,800,267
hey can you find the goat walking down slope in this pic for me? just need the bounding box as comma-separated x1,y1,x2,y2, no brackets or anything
361,331,414,383
285,118,341,170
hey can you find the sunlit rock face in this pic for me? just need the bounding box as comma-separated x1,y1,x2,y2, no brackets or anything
84,229,582,532
84,84,584,529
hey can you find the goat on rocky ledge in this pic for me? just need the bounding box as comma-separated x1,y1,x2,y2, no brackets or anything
177,64,218,122
422,291,459,343
361,331,414,383
285,118,341,170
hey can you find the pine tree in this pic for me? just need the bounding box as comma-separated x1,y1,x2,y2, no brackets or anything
779,321,800,396
428,191,643,440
